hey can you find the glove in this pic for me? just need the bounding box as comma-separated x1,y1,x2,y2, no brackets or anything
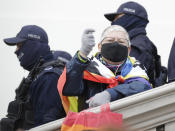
80,29,95,57
86,91,111,108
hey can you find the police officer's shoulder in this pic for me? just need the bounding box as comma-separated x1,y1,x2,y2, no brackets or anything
34,64,62,82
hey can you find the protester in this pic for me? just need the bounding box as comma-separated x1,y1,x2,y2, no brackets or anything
0,25,72,130
104,1,167,87
58,25,151,113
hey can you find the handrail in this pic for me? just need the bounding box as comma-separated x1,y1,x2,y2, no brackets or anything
29,82,175,131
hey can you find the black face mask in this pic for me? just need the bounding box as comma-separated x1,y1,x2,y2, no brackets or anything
15,40,50,71
111,14,148,32
101,42,128,62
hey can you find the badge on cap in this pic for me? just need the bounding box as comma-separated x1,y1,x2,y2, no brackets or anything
28,34,40,40
123,8,135,13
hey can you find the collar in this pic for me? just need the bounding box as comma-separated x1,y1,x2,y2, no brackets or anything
95,53,127,75
128,27,147,39
42,52,54,63
32,52,54,69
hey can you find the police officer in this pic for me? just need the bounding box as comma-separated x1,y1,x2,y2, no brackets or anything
168,38,175,83
104,1,166,87
0,25,71,130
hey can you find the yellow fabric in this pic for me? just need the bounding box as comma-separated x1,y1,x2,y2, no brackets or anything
128,56,135,65
124,75,149,80
124,56,149,80
61,124,98,131
68,97,78,112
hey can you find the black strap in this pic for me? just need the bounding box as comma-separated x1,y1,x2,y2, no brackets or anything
7,100,23,120
0,118,16,131
39,59,66,71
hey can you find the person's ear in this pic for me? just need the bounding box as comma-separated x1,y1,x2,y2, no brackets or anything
98,43,102,52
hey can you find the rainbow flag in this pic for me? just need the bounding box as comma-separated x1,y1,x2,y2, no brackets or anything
57,57,125,113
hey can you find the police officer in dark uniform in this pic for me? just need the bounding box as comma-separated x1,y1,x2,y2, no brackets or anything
168,38,175,83
104,1,167,87
0,25,72,131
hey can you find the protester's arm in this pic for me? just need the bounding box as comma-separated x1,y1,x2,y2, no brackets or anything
63,29,95,96
62,52,90,96
29,73,66,126
106,78,151,101
87,77,151,107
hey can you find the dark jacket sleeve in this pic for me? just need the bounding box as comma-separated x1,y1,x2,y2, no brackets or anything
29,73,66,127
106,79,151,101
62,52,90,96
168,38,175,82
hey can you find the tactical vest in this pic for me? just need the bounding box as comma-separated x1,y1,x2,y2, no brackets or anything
0,59,66,131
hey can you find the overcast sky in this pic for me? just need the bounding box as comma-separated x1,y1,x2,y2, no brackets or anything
0,0,175,118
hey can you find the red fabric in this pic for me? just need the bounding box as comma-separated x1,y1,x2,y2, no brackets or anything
61,104,123,131
57,67,70,113
84,70,124,88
